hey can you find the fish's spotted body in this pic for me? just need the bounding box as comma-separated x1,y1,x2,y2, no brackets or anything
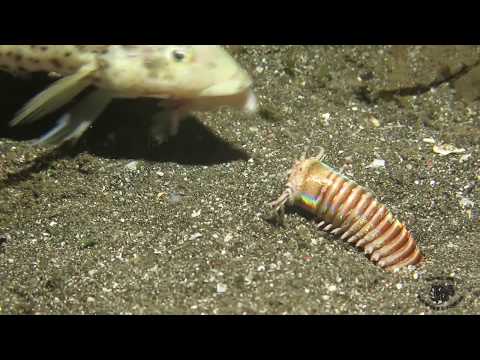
0,45,257,145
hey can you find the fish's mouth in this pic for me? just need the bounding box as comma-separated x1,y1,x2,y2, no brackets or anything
198,69,253,97
151,69,257,113
155,87,257,114
182,88,257,113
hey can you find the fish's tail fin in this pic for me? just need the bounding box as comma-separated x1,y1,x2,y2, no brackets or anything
31,89,113,146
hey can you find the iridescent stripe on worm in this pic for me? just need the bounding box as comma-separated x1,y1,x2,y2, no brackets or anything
269,149,424,272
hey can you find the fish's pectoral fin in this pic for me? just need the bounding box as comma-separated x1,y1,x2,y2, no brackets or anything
31,89,113,146
9,64,98,127
149,107,189,145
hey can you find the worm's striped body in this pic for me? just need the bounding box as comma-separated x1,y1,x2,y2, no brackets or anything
270,152,424,272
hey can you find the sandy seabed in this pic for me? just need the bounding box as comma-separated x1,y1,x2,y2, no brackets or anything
0,45,479,314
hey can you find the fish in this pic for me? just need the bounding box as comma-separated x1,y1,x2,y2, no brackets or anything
0,45,257,145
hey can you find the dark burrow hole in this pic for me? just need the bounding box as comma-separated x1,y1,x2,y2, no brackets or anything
429,282,456,304
418,277,463,310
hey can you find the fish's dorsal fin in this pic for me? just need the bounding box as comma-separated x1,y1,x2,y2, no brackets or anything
9,63,98,127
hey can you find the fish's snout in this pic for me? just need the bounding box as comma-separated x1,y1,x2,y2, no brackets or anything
199,68,253,97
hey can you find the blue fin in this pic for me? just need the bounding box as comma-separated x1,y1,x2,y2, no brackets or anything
31,89,113,146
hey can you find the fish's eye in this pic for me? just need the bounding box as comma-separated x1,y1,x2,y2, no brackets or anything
172,49,187,62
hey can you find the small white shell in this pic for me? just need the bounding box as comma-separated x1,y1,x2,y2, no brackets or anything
433,144,466,156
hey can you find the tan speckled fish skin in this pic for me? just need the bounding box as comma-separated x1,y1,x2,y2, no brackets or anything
0,45,98,76
0,45,254,99
1,45,256,145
